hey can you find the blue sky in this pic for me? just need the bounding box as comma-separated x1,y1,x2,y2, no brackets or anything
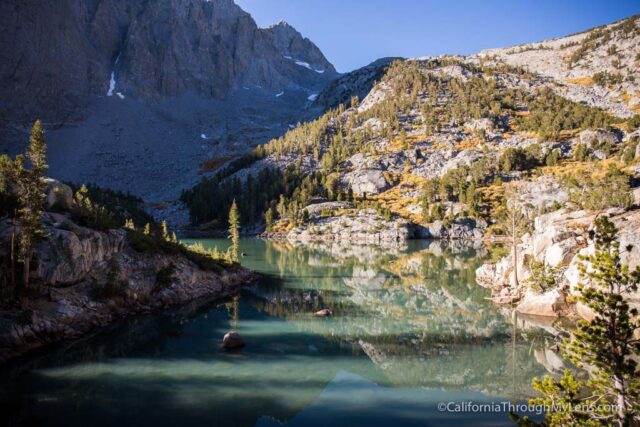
235,0,640,72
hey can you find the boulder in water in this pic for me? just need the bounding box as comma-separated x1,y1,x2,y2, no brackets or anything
222,331,245,349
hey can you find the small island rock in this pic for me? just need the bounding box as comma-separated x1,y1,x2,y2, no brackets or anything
222,331,245,349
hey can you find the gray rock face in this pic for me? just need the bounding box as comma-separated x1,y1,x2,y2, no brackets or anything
579,128,621,148
315,57,398,110
343,169,390,196
303,201,351,219
424,218,486,240
0,0,336,124
478,16,640,118
476,208,640,319
45,179,74,211
34,214,126,286
287,208,410,243
516,289,568,318
0,211,254,361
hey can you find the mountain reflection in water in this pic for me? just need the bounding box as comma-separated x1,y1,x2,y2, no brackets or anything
0,239,556,427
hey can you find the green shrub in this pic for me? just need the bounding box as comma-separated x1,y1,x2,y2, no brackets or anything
90,262,128,300
518,88,622,140
155,263,176,291
563,163,633,210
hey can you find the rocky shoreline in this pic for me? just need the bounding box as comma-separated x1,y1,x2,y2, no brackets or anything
0,212,256,363
476,207,640,319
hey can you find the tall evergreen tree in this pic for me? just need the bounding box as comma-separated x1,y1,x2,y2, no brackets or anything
228,199,240,262
14,120,48,294
503,184,530,288
517,217,640,427
161,220,169,241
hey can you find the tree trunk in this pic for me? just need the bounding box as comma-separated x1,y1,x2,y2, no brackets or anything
22,250,31,291
10,216,16,298
512,214,519,288
614,375,629,427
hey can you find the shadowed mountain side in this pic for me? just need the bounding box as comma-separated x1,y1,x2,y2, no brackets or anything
37,91,326,200
0,0,338,200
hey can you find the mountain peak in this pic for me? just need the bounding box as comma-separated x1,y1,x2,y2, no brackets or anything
269,20,291,29
263,20,337,76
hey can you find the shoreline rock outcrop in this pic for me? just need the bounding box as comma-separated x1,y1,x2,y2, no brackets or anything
0,212,255,363
271,204,411,244
476,207,640,319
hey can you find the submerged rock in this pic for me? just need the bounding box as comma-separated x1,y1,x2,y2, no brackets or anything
222,331,245,349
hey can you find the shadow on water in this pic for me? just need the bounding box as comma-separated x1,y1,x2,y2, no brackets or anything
0,239,553,427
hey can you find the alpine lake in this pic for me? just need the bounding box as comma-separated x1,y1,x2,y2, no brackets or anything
0,238,561,426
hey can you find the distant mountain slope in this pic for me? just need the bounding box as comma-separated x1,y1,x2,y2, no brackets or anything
313,57,400,111
0,0,337,199
180,15,640,235
477,15,640,117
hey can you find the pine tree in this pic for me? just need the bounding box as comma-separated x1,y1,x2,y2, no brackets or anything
567,217,640,425
161,220,169,241
74,184,91,209
228,199,240,262
518,217,640,427
526,260,561,294
14,120,48,294
264,207,274,231
276,195,287,219
502,184,530,288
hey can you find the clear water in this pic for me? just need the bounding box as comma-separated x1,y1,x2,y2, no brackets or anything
0,239,557,426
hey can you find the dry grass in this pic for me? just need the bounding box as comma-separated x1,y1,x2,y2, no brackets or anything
540,158,626,180
371,172,427,223
566,76,594,87
384,133,426,152
455,138,482,151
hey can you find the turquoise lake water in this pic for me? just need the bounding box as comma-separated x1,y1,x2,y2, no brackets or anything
0,239,558,426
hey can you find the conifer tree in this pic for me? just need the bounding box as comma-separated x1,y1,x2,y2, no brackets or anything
518,217,640,427
568,217,640,425
161,220,169,241
228,199,240,262
14,120,48,293
264,207,274,231
502,184,530,288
